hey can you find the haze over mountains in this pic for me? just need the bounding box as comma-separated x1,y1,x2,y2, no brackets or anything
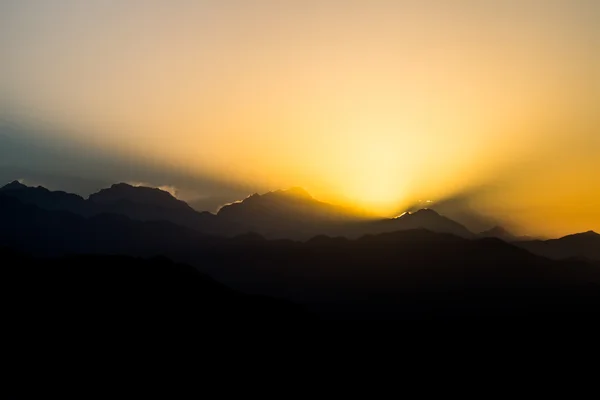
0,180,480,237
1,180,598,263
2,180,477,239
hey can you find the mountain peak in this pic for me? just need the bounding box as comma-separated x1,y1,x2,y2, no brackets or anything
89,183,190,212
411,208,440,217
577,230,599,237
560,230,600,240
1,180,28,191
385,208,474,238
394,209,441,220
101,183,175,198
111,182,134,189
274,187,313,199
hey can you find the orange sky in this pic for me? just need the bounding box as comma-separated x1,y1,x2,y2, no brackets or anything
1,0,599,236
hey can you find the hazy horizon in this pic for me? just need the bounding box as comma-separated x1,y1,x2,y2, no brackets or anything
2,0,599,237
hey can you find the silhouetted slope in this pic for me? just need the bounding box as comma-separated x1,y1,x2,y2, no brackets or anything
217,188,356,220
0,181,234,235
0,193,214,256
0,180,89,215
217,187,367,238
477,226,537,242
217,189,475,239
3,250,309,333
478,226,518,242
88,183,229,234
517,231,600,261
200,230,600,320
90,182,192,211
356,209,474,239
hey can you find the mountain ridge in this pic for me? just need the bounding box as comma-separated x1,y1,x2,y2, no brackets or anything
2,180,597,252
516,230,600,261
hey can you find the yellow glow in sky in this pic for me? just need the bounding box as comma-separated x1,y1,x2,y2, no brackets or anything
1,0,599,236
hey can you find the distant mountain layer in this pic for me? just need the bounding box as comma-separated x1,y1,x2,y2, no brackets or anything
1,181,231,235
358,209,474,239
516,231,600,261
0,180,88,214
216,187,371,238
1,180,597,253
477,226,537,242
1,181,478,239
217,187,362,222
90,182,194,210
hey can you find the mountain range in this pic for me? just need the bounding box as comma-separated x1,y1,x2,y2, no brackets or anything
0,180,475,239
3,178,600,321
2,189,600,320
1,180,597,261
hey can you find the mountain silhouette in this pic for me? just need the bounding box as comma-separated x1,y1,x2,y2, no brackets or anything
216,187,370,239
3,192,600,320
0,192,217,256
218,187,363,221
477,226,538,242
0,181,235,235
88,182,229,234
3,179,599,262
517,231,600,261
1,180,27,191
200,230,600,320
478,226,518,242
0,180,89,214
1,180,478,240
90,183,192,211
357,208,475,239
216,189,478,239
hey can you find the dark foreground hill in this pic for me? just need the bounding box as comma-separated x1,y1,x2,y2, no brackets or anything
201,230,600,320
3,249,309,333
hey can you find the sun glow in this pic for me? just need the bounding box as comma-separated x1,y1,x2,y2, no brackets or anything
3,1,600,234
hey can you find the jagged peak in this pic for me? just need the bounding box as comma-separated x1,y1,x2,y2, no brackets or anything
395,208,441,219
411,208,440,217
558,230,600,240
1,180,28,191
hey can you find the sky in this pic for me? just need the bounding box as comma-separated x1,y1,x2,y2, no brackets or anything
1,0,599,236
